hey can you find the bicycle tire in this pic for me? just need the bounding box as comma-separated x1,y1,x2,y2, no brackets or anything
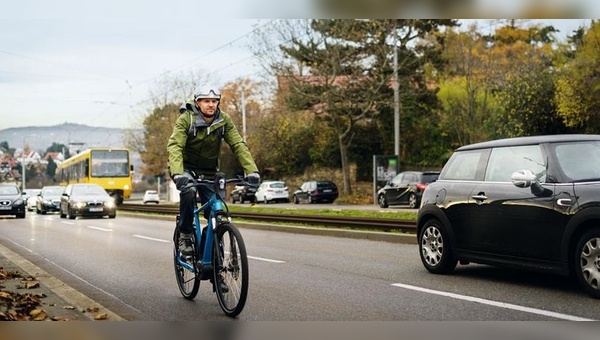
173,228,200,299
213,222,249,317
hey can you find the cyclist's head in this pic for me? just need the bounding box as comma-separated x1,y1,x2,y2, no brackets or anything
194,85,221,119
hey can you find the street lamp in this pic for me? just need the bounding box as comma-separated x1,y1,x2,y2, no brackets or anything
21,134,37,191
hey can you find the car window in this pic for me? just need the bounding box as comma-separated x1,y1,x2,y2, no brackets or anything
441,150,488,181
270,182,285,189
485,145,546,182
43,187,64,195
402,173,417,184
421,173,439,183
72,185,106,195
554,141,600,182
0,186,19,195
390,174,403,186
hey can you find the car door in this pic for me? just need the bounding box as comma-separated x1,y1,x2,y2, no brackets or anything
383,173,405,205
464,144,565,261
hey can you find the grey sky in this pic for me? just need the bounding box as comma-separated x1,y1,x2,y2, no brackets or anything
0,2,592,130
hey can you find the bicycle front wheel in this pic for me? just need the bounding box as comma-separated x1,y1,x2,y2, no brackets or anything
173,229,200,299
213,222,249,317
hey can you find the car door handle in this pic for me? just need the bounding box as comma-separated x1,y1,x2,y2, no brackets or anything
556,198,573,206
472,194,487,201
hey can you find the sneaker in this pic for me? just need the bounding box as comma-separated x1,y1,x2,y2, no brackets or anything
178,233,193,256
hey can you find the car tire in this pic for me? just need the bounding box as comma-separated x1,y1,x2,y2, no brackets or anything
60,210,66,218
263,197,268,204
293,195,299,204
378,194,389,208
231,195,236,204
574,228,600,299
408,193,418,209
239,196,244,204
68,207,76,220
17,213,25,219
109,213,116,219
418,218,457,274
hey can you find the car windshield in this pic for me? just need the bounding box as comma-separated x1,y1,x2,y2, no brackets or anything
421,173,439,183
0,186,19,195
317,182,335,189
269,182,286,189
554,141,600,182
146,191,157,195
43,187,64,195
72,185,106,196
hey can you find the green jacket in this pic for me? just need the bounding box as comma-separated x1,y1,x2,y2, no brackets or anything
167,102,258,178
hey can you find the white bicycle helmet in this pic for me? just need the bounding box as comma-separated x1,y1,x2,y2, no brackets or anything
194,85,221,101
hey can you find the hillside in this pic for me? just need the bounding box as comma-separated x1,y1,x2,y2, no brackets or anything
0,123,143,170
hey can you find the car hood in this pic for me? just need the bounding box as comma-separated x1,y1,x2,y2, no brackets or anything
0,194,22,201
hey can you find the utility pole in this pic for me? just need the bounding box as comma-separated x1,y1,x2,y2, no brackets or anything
241,88,247,143
393,26,400,158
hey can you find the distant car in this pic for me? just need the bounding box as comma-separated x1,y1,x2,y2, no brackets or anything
24,189,41,212
36,186,65,214
377,171,440,209
60,183,116,219
255,181,290,204
0,183,26,218
230,184,257,204
142,190,160,204
293,180,338,204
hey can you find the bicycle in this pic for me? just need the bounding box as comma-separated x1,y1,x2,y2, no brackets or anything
173,172,249,317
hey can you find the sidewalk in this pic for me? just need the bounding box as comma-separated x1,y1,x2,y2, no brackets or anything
0,242,124,321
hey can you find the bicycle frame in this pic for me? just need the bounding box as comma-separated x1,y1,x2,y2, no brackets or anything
176,175,231,276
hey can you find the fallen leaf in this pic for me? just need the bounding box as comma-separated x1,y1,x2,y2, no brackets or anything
94,313,108,320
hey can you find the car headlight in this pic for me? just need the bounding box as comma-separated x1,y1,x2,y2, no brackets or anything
14,199,24,205
105,199,116,208
73,201,86,209
44,199,52,204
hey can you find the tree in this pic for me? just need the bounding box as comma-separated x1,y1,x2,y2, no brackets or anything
261,19,456,194
555,21,600,132
45,155,57,178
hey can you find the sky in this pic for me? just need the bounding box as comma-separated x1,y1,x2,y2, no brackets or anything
0,0,595,130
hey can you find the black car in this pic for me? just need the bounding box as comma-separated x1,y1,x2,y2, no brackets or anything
293,180,338,204
230,184,257,203
36,185,65,214
60,183,116,219
377,171,440,209
417,134,600,298
0,183,26,218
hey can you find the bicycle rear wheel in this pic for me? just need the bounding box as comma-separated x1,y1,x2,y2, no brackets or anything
213,222,248,317
173,228,200,299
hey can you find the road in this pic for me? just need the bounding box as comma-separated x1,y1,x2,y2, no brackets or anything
0,212,597,321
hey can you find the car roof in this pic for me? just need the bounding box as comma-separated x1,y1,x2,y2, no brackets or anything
457,134,600,151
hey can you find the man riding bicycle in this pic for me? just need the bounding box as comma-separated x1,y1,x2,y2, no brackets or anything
167,85,260,255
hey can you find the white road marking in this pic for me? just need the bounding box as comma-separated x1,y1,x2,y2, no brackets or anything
87,226,112,232
391,283,594,321
248,255,285,263
132,234,169,243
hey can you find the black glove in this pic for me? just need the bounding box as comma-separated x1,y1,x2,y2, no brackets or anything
246,172,260,185
173,175,190,191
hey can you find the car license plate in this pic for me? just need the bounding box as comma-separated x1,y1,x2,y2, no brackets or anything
275,190,282,193
89,207,103,212
0,206,11,210
324,189,332,192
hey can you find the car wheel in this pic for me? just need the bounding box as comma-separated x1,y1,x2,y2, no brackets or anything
408,193,418,209
418,218,457,274
109,212,116,219
263,197,268,204
231,195,236,204
293,195,299,204
17,213,25,219
239,196,244,204
378,194,389,208
574,228,600,298
60,208,66,218
308,195,314,204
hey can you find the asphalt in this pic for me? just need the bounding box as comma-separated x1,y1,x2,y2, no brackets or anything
0,211,416,322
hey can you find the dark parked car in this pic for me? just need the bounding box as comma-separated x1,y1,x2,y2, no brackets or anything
60,183,116,219
36,185,65,214
293,180,338,204
377,171,440,209
0,183,26,218
230,184,257,203
417,134,600,298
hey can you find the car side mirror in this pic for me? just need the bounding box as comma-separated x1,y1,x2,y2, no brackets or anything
511,169,552,197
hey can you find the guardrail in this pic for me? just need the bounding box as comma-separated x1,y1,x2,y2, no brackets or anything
118,204,417,233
